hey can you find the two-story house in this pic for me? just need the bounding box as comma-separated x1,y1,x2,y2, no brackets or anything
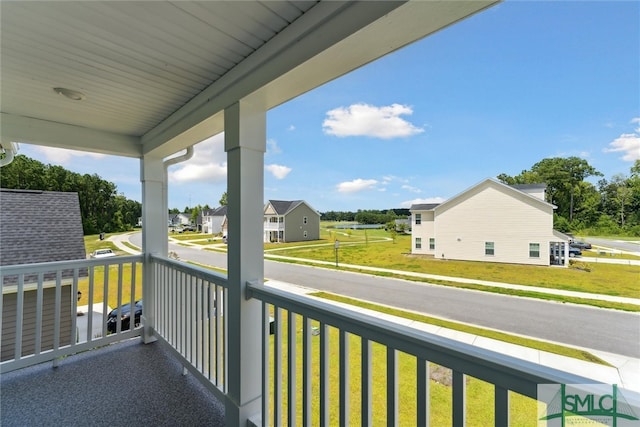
263,200,320,243
200,206,227,234
410,178,570,266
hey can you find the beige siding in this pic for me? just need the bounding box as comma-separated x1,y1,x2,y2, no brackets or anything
2,284,73,362
284,204,320,242
435,184,554,265
411,211,435,255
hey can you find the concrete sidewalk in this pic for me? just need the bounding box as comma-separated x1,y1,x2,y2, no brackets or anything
266,279,640,393
108,232,141,254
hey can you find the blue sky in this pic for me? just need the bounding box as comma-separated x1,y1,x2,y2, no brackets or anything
18,1,639,213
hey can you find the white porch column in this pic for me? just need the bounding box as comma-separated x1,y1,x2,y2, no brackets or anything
141,154,167,343
224,99,265,425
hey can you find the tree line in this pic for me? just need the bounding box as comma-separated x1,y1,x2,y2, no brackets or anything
498,157,640,236
321,209,411,224
4,154,638,237
1,155,142,235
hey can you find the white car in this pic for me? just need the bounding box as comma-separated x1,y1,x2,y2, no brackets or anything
90,248,116,258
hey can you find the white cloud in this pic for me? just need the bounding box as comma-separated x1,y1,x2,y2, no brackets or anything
604,117,640,162
336,178,378,193
400,196,446,208
266,164,292,179
33,146,105,165
168,134,227,183
288,125,296,131
401,184,422,193
323,103,424,139
266,138,281,155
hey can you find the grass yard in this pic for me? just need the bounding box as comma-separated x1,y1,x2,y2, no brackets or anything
76,263,143,310
169,232,209,241
268,311,538,426
266,232,639,300
84,233,121,256
582,249,640,261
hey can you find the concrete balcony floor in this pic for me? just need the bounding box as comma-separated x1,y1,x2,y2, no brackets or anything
1,339,225,427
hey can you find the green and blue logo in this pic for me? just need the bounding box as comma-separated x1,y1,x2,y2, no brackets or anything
538,384,639,426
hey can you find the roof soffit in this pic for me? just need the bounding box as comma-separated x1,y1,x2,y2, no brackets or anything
1,1,499,159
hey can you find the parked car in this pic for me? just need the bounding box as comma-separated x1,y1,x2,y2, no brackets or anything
182,224,195,232
106,300,143,333
90,248,116,258
570,240,592,250
568,246,582,257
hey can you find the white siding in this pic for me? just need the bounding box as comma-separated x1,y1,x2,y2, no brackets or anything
411,210,435,255
435,183,555,266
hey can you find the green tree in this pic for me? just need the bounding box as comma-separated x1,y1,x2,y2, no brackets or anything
219,191,228,206
530,157,602,222
191,205,202,225
386,220,398,243
499,157,602,225
1,154,141,234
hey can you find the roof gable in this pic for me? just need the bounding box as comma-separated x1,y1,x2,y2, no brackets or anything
434,178,555,214
265,200,320,216
0,189,86,266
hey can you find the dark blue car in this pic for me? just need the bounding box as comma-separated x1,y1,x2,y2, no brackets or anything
106,300,142,333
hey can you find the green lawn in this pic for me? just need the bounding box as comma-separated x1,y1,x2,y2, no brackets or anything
582,249,640,261
84,233,122,256
266,232,639,300
269,311,539,426
76,264,143,310
169,232,209,241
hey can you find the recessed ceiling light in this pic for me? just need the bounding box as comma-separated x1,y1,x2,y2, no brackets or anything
53,87,86,101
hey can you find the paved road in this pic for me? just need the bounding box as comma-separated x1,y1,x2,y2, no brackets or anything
130,233,640,358
586,237,640,254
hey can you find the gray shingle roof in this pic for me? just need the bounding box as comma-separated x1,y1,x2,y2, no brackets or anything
212,206,227,216
409,203,440,211
0,189,86,266
267,200,302,215
510,183,547,191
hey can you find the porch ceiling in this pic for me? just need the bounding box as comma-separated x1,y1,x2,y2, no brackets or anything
1,1,498,159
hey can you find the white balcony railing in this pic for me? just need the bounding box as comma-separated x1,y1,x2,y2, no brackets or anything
264,223,285,231
4,258,636,426
247,282,603,426
1,255,144,373
148,254,228,400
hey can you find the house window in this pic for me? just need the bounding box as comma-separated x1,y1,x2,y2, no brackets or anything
485,241,495,256
415,213,422,225
529,243,540,258
303,216,308,224
415,237,422,249
429,238,435,250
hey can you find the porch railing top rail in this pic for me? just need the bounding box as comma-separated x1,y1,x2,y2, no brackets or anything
246,281,597,400
0,255,144,276
148,254,229,289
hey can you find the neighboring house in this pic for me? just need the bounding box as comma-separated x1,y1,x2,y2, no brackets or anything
410,178,570,266
200,206,227,234
263,200,320,243
169,212,192,227
1,189,87,361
